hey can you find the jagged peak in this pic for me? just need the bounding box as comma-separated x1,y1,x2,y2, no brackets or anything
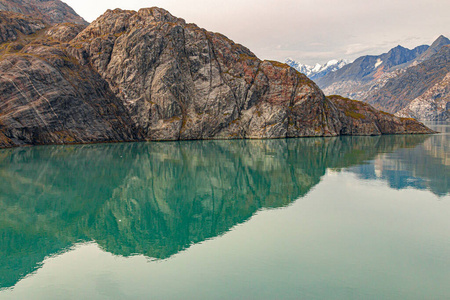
430,35,450,48
389,45,408,53
435,34,449,41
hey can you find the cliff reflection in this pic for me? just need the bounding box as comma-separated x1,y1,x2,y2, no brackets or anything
0,135,432,289
349,123,449,196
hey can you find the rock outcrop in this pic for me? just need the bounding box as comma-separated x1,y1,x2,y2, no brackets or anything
328,95,433,135
0,11,46,44
0,0,88,25
0,8,434,148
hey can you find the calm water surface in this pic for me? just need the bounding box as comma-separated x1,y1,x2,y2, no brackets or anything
0,123,449,299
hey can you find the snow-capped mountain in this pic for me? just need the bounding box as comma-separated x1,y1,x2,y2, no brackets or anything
285,58,349,80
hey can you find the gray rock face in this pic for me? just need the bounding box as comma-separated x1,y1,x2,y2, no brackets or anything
70,8,345,140
45,22,85,42
395,73,450,121
0,8,434,148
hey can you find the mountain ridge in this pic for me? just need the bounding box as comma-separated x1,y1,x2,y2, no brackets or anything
366,45,450,115
316,44,429,92
315,35,450,120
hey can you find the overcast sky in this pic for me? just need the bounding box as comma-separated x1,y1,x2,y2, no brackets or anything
64,0,450,65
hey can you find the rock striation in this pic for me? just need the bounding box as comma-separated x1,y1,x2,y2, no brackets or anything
0,11,46,44
0,7,434,148
0,11,139,147
0,0,88,25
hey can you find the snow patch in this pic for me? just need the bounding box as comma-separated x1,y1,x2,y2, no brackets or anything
374,58,383,69
285,58,350,79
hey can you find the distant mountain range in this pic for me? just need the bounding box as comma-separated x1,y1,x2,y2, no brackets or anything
285,58,349,80
315,35,450,121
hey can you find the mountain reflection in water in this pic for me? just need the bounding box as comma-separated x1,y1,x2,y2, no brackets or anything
0,132,448,290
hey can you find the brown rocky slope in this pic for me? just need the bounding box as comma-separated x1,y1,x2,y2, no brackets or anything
0,8,434,148
0,0,88,25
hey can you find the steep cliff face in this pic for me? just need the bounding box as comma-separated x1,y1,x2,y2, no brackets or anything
70,8,344,140
0,0,88,25
69,8,432,140
0,8,434,148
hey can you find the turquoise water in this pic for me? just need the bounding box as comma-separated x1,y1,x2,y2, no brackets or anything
0,123,449,299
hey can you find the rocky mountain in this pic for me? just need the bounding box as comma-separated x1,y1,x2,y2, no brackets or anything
315,35,450,121
0,0,88,25
0,7,433,149
415,35,450,64
316,44,430,99
366,45,450,118
285,58,349,80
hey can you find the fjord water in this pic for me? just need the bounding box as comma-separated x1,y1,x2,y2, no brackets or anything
0,123,449,300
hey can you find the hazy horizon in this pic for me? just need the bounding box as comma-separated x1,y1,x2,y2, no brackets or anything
64,0,450,65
